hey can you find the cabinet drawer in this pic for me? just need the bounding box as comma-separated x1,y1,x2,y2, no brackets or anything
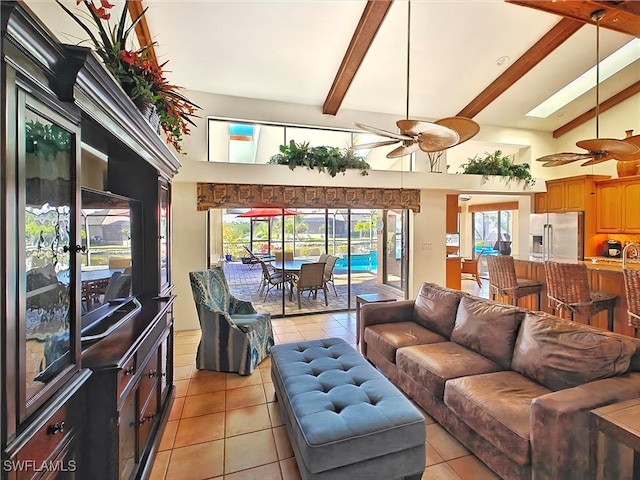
138,351,159,407
118,355,137,399
10,393,82,480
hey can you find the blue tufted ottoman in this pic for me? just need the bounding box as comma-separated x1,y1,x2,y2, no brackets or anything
271,337,425,480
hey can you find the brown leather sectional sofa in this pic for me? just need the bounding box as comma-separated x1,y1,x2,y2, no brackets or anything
360,283,640,480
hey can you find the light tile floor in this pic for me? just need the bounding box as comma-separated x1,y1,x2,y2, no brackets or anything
150,312,500,480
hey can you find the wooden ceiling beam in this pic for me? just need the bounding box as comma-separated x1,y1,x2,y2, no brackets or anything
457,17,584,119
553,80,640,138
507,1,640,37
322,1,393,116
127,0,157,65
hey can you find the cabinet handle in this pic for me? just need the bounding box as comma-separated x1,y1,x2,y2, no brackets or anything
124,366,135,376
148,369,157,378
63,245,86,254
138,413,156,425
47,421,65,435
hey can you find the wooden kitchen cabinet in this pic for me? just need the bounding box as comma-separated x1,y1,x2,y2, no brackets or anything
542,175,608,213
596,177,640,233
533,192,547,214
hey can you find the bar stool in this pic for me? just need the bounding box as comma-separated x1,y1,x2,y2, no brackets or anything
486,255,543,310
623,268,640,337
544,260,618,331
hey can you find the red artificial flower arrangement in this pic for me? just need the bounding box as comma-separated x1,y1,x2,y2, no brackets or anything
57,0,200,153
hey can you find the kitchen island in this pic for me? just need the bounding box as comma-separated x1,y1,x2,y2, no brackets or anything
508,256,639,337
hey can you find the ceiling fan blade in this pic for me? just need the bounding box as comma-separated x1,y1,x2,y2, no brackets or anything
622,134,640,147
576,138,640,155
396,120,423,136
611,151,640,162
536,153,592,163
580,155,613,167
542,159,583,167
352,140,399,150
611,134,640,161
387,144,419,158
417,130,461,153
354,123,413,141
435,117,480,146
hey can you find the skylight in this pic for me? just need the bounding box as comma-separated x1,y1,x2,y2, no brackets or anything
526,38,640,118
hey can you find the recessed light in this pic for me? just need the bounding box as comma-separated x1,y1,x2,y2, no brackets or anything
496,56,510,67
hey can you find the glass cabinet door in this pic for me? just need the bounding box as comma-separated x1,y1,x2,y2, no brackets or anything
20,97,80,419
158,180,170,293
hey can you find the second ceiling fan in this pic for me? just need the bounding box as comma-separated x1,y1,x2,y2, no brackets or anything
353,1,479,159
537,10,639,168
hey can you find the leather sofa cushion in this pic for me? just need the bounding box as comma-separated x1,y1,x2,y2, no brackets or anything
413,283,466,338
365,322,446,364
445,371,552,466
512,311,637,391
397,342,503,399
451,296,525,369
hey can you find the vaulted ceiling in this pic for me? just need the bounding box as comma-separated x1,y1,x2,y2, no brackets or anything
28,1,640,137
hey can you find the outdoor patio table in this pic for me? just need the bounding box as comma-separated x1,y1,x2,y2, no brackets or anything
272,260,309,275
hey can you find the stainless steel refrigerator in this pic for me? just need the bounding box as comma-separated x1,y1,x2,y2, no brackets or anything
529,212,584,260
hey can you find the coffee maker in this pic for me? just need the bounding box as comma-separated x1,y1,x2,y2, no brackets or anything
603,240,622,258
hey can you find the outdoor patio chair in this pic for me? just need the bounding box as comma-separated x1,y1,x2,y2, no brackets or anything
189,267,274,375
323,255,339,296
289,262,328,309
259,260,287,300
241,245,275,269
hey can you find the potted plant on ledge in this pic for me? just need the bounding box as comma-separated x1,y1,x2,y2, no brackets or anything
461,150,535,187
269,140,370,177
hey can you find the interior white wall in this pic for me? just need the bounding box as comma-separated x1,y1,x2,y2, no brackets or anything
172,182,208,331
410,191,448,295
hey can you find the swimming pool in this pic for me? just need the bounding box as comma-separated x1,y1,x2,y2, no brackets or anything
335,252,378,272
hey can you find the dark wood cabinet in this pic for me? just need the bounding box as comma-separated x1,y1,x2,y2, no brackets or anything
80,300,174,480
2,3,179,479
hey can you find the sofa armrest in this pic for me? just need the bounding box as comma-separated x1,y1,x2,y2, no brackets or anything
359,300,415,349
530,377,640,480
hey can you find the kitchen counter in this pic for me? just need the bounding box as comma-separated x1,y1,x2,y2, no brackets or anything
509,255,640,271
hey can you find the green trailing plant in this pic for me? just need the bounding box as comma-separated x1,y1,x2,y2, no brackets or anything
461,150,535,187
269,141,370,177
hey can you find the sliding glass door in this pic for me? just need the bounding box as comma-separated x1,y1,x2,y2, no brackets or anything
216,207,407,317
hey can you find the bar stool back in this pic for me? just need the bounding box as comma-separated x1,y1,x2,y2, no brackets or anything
623,268,640,337
544,260,618,331
486,255,543,310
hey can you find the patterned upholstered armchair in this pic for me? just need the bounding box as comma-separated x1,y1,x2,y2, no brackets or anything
189,267,274,375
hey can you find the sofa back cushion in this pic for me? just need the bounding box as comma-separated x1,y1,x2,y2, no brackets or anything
451,296,526,369
413,283,466,338
596,330,640,372
512,311,637,391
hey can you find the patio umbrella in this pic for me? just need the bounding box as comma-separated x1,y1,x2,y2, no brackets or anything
237,208,299,255
237,208,298,218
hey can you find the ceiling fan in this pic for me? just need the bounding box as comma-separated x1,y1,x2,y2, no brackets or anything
353,2,480,159
537,10,640,168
